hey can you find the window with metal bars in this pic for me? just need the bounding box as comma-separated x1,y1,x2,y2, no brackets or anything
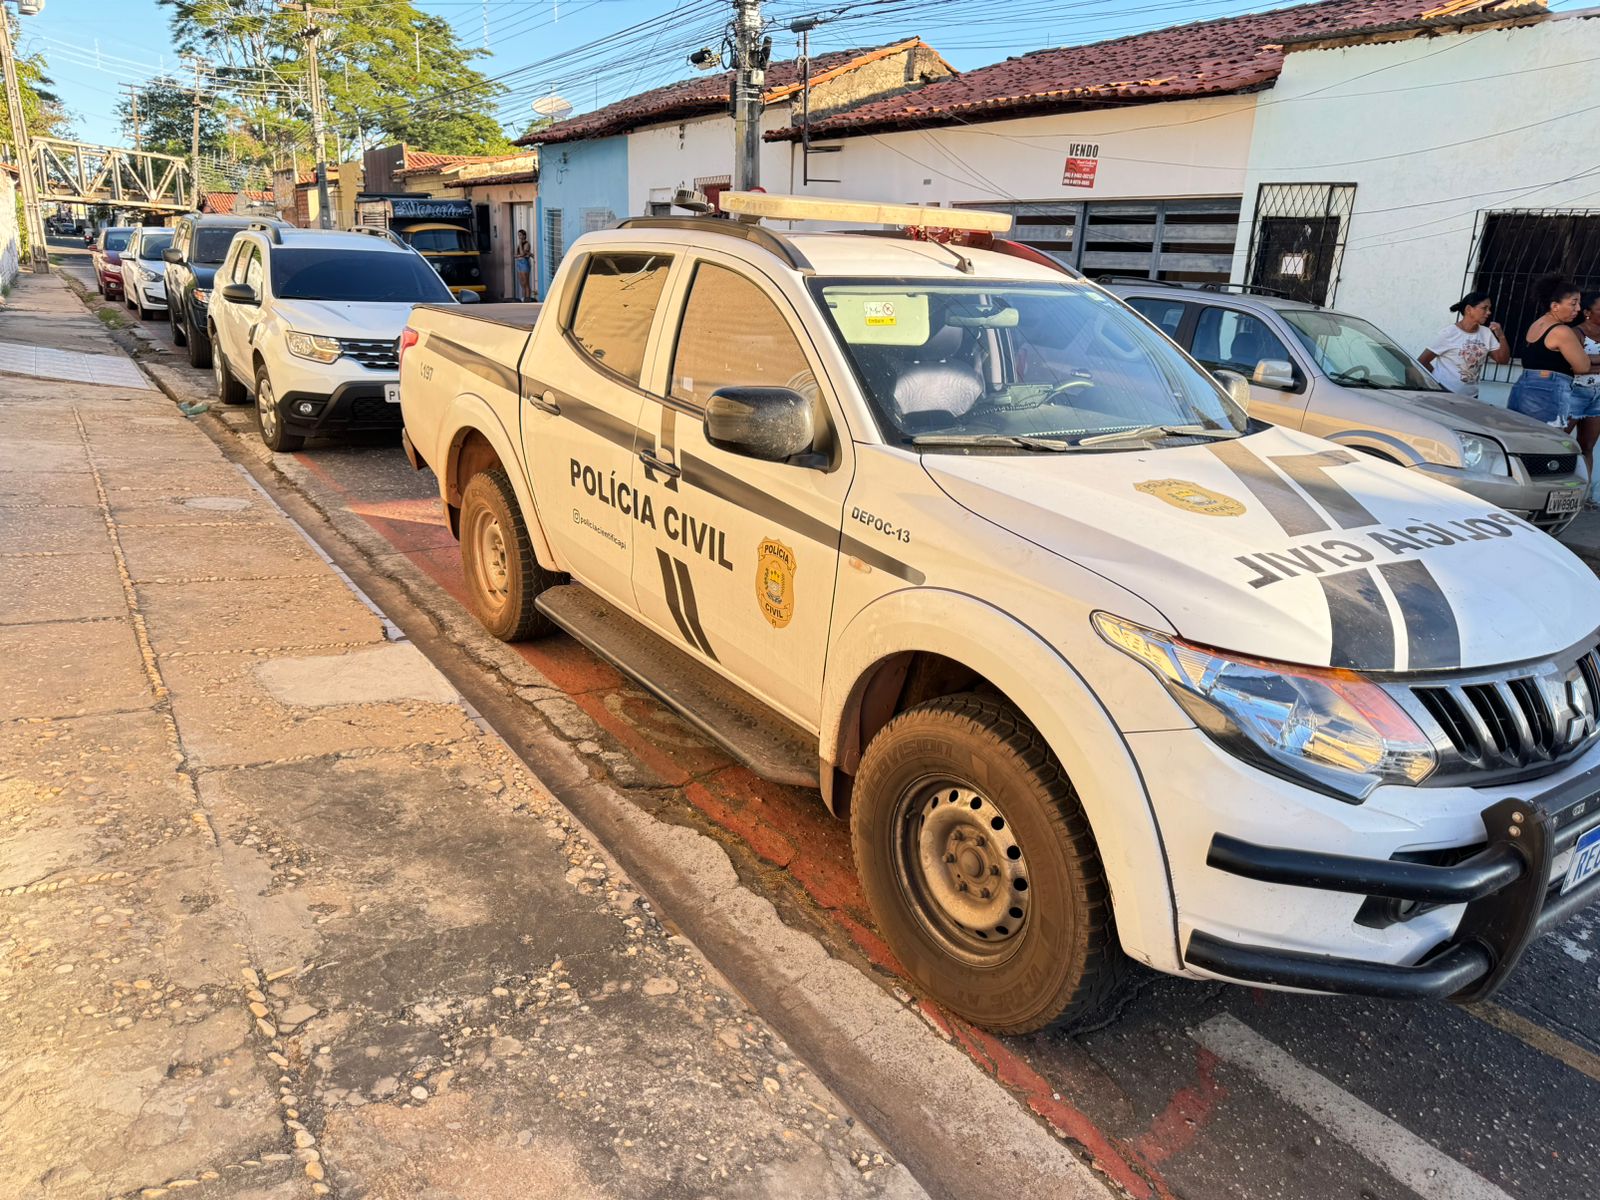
1461,208,1600,383
1241,183,1356,307
544,208,564,274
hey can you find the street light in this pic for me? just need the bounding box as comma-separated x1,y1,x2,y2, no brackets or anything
2,0,50,271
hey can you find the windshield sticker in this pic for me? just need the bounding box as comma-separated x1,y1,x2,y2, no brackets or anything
863,301,897,327
1134,479,1246,517
756,539,797,629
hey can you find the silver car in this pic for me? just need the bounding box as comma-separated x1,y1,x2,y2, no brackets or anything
1109,284,1585,535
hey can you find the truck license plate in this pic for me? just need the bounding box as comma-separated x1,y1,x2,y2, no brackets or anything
1547,489,1582,515
1564,824,1600,894
383,384,401,404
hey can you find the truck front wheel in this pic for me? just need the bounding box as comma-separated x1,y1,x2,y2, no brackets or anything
852,694,1127,1035
460,468,560,641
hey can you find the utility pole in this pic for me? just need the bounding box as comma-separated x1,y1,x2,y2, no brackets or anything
282,3,333,228
120,82,143,151
730,0,766,193
0,0,48,272
183,54,205,209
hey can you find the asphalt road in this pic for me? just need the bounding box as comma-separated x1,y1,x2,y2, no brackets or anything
50,236,1600,1200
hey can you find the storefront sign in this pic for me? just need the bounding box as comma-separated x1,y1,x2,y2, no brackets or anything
1062,143,1099,189
389,198,474,220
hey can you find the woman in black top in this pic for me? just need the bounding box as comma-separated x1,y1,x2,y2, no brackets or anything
1508,274,1599,427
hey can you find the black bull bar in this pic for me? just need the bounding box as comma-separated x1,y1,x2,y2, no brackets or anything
1184,774,1600,1001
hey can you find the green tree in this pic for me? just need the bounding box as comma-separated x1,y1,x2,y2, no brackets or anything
115,76,225,161
157,0,511,158
2,11,73,257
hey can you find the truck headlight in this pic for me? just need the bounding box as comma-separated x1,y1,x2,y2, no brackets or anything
1094,613,1436,800
1455,431,1508,476
286,331,342,364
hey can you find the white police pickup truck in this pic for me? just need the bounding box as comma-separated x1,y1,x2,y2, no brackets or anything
398,192,1600,1034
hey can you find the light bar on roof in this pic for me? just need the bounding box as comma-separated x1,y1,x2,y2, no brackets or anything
719,191,1013,233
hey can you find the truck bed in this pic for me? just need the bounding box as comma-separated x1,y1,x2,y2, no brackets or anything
415,301,542,329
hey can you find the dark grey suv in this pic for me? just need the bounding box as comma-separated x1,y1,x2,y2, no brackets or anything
163,214,288,368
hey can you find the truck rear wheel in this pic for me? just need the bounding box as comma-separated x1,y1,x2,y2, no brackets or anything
851,693,1127,1035
460,468,559,641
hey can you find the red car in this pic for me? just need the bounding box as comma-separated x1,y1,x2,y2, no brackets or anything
92,227,134,298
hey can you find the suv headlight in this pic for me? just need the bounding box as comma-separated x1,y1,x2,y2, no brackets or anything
1094,613,1436,800
192,287,210,306
1455,431,1508,476
286,331,342,364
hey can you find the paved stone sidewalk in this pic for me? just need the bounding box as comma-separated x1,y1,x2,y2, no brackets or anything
0,272,924,1199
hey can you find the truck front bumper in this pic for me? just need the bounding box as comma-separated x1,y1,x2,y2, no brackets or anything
1129,728,1600,1001
1186,773,1600,1000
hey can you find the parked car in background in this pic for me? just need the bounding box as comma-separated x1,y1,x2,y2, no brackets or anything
90,227,134,299
208,225,456,451
1108,282,1587,535
119,226,174,320
162,213,287,369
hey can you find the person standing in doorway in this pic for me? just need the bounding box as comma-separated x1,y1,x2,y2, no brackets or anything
1574,291,1600,507
513,230,533,302
1417,291,1509,398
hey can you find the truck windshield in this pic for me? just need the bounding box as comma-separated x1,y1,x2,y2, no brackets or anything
404,227,475,254
193,228,244,263
1281,310,1440,391
269,249,456,303
811,279,1245,449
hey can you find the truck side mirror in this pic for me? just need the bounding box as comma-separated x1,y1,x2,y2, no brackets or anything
704,387,815,463
1252,359,1297,391
162,247,182,264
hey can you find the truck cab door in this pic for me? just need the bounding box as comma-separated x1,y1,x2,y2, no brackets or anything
518,249,674,610
629,253,849,729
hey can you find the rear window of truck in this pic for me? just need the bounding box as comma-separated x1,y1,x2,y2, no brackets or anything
567,252,672,385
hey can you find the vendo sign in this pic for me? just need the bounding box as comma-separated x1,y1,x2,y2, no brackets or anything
1062,143,1099,189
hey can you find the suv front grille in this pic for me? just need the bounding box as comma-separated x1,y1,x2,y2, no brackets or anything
1406,643,1600,778
338,337,399,370
1518,452,1578,478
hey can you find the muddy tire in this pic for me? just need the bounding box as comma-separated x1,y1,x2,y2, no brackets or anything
253,363,304,453
459,468,560,642
852,693,1127,1035
213,345,247,405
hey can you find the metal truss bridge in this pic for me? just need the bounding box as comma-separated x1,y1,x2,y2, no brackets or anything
27,138,193,212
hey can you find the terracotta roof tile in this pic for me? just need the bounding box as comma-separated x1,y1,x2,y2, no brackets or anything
200,190,273,214
522,40,936,146
769,0,1481,141
396,150,516,175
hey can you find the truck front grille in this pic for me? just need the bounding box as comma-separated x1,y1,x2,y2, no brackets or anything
1407,643,1600,777
337,337,399,370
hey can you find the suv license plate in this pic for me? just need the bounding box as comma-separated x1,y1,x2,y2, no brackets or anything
1547,489,1583,515
1564,824,1600,894
383,384,401,404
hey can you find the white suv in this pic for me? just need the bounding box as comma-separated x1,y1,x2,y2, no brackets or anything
209,225,457,451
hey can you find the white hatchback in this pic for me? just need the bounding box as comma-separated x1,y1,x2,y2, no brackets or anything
120,226,174,320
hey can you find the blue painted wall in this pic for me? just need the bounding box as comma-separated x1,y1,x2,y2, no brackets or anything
534,136,630,297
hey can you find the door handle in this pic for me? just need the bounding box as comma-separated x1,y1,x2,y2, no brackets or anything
527,388,560,415
638,449,681,480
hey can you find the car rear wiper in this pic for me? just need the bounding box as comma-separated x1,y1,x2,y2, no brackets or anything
1076,424,1241,448
909,433,1076,452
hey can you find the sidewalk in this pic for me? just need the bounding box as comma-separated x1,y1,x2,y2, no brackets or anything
0,271,924,1200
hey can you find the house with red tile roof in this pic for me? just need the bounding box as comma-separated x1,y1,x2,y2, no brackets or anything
761,0,1527,288
519,38,954,295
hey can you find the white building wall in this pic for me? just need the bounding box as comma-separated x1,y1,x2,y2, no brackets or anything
1235,12,1600,359
626,109,793,217
0,172,19,291
787,94,1259,208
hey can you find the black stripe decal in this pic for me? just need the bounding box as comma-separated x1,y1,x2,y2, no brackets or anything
1379,560,1461,670
432,336,520,393
1269,450,1378,530
672,558,718,661
1321,569,1395,671
679,452,926,585
1209,440,1327,536
557,394,638,453
655,549,699,649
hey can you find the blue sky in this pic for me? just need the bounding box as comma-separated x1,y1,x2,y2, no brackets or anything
14,0,1592,148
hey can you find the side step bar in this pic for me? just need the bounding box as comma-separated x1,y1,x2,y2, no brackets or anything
535,584,820,789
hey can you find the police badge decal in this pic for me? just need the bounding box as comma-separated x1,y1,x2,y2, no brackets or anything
755,538,797,628
1133,479,1246,517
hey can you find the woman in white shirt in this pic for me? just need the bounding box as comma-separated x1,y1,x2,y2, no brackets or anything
1417,291,1510,398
